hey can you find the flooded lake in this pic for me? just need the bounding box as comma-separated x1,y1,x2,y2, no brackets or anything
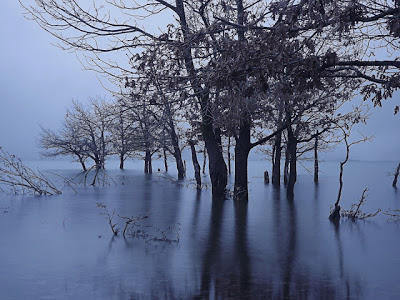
0,159,399,299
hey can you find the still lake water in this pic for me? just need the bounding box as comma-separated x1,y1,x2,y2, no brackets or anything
0,158,399,299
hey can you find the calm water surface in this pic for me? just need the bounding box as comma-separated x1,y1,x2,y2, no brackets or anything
0,159,399,299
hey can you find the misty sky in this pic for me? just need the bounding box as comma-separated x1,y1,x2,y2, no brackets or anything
0,2,399,162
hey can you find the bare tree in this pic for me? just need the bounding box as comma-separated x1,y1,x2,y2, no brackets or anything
39,123,88,171
109,100,138,169
64,98,114,169
329,118,372,221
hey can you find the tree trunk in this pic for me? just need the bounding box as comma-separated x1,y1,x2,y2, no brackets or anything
284,146,290,185
170,128,185,178
314,131,319,183
205,131,227,198
228,136,232,174
234,116,251,201
175,1,227,198
78,156,86,171
163,148,168,172
264,171,270,184
148,153,152,174
272,131,282,186
94,154,104,170
174,152,185,180
189,140,202,190
144,150,152,173
286,132,297,199
119,154,124,170
393,162,400,187
202,144,207,174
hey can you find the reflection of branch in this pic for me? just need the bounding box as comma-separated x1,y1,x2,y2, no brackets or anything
0,148,62,195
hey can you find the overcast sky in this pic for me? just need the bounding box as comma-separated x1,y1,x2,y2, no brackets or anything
0,2,399,162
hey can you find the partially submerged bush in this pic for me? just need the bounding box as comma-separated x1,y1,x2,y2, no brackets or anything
339,188,381,220
0,148,62,195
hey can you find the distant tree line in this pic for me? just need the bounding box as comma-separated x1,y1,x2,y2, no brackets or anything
25,0,400,201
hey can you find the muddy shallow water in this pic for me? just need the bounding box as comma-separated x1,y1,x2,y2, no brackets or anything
0,160,399,299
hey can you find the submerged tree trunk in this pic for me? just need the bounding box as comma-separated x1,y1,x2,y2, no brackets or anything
174,152,185,180
272,131,282,186
329,134,351,221
93,154,105,170
205,128,227,198
144,150,152,174
393,162,400,187
166,107,185,179
314,131,319,183
284,146,290,185
189,140,202,190
119,154,124,170
234,117,251,201
286,131,297,199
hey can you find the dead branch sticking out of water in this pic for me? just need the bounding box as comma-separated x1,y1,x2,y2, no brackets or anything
329,124,372,221
97,203,180,243
118,209,153,237
383,209,400,223
0,148,62,195
340,188,381,220
97,203,119,235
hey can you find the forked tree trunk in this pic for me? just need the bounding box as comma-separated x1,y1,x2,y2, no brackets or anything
393,163,400,187
314,131,319,183
189,140,202,190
